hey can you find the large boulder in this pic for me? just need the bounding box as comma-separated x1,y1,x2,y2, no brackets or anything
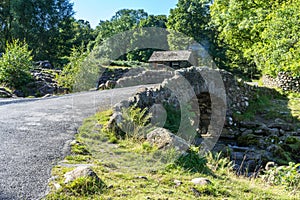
146,128,190,152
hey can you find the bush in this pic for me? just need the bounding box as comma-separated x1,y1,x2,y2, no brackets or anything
0,40,33,89
173,146,208,173
119,105,152,140
56,47,88,91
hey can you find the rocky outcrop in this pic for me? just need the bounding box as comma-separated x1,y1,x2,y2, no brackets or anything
110,67,254,134
262,72,300,92
191,177,212,186
217,118,300,174
13,68,68,97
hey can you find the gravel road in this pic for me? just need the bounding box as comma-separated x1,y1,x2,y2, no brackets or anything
0,85,152,200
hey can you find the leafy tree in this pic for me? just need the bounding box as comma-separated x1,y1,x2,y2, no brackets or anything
139,15,167,28
91,9,169,62
0,0,74,65
0,40,33,89
57,18,95,66
91,9,148,48
255,0,300,77
210,0,298,77
210,0,268,76
127,15,168,62
167,0,211,50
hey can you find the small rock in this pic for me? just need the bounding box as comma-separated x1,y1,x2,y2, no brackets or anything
265,161,276,171
254,129,264,135
267,128,279,136
268,122,292,131
53,182,61,190
191,178,212,186
174,179,182,186
240,121,262,129
279,129,285,135
70,140,80,146
274,118,286,123
241,129,253,136
107,184,114,189
64,166,100,184
98,83,106,90
245,101,249,107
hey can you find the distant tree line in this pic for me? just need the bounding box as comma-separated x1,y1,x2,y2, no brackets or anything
90,0,300,78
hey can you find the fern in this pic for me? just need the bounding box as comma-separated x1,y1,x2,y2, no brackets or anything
120,105,152,141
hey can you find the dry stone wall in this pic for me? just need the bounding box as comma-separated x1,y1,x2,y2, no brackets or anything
107,66,300,173
262,72,300,92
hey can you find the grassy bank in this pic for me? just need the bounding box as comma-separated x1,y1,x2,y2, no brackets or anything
46,107,300,199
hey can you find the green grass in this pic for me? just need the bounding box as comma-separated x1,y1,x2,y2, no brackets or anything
46,109,300,199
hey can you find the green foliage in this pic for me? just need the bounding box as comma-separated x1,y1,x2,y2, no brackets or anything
167,0,211,47
163,103,197,141
61,176,106,196
163,104,181,133
256,1,300,77
262,162,300,191
173,146,208,173
210,0,300,77
65,155,91,163
56,47,88,91
47,108,300,199
206,151,233,173
237,134,260,147
120,105,152,140
0,0,75,65
90,9,168,63
70,143,91,156
0,40,33,89
91,9,148,52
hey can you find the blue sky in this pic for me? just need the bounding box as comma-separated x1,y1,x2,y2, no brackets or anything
71,0,178,28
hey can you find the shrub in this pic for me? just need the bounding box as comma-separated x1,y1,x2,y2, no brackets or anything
119,105,152,140
0,40,33,89
56,47,88,91
173,146,208,173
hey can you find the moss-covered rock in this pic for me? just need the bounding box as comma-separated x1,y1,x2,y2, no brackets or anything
237,134,260,146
